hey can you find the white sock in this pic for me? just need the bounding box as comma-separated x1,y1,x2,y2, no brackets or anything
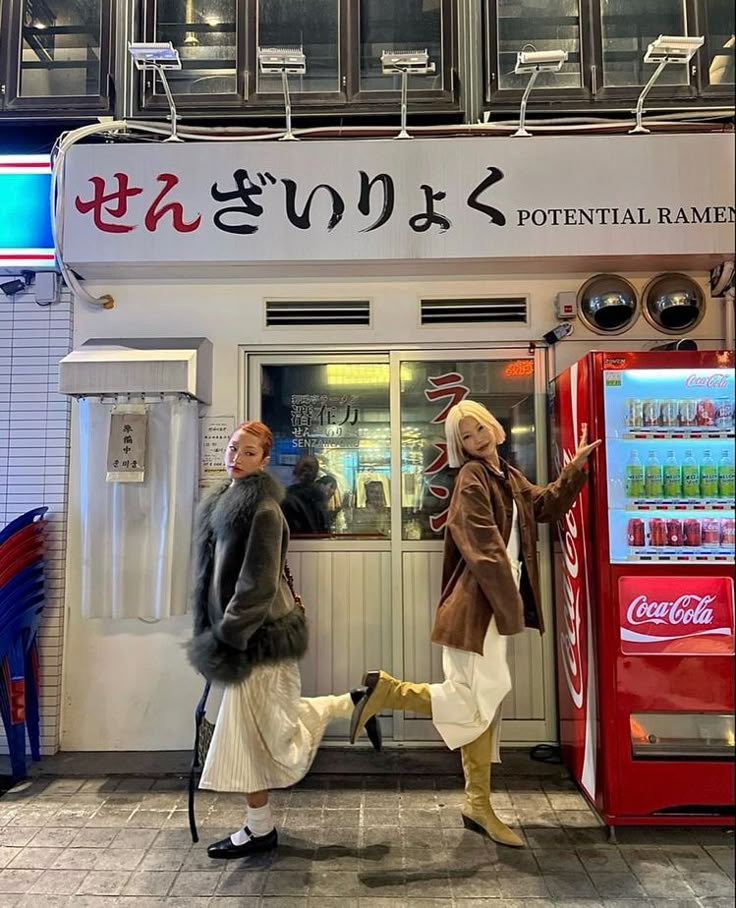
230,802,273,844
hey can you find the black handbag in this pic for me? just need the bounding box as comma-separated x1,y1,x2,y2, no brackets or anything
188,680,213,843
187,563,303,843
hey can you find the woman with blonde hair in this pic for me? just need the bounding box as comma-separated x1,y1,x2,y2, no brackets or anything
188,420,380,860
350,400,599,848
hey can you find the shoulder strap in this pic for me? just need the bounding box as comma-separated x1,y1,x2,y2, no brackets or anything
283,560,298,602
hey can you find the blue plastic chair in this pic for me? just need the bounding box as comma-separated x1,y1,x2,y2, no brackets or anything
0,508,47,547
0,564,44,607
0,602,45,778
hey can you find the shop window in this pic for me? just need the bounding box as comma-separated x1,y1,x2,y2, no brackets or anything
257,1,340,94
139,0,456,113
600,0,689,88
359,0,445,91
260,362,391,538
493,0,583,92
702,0,735,90
152,0,238,96
2,0,113,112
399,358,536,541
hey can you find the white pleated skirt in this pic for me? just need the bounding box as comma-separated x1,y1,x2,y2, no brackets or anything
199,661,352,793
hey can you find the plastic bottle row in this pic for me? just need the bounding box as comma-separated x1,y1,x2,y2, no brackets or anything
625,448,734,500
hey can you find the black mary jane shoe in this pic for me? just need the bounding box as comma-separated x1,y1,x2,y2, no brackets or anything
207,826,278,859
350,687,383,752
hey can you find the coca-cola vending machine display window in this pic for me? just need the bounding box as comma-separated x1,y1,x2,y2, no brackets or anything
604,367,735,564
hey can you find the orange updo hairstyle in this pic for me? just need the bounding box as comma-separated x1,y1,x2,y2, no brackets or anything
233,420,273,458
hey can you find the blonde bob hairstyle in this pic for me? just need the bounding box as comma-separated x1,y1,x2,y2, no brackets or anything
445,400,506,468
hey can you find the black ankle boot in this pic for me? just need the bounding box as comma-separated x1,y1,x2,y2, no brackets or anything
207,827,278,859
350,688,382,752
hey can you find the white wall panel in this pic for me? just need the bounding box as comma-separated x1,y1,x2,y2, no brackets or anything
288,548,393,738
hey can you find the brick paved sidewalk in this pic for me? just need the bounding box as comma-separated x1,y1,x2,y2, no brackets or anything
0,762,733,906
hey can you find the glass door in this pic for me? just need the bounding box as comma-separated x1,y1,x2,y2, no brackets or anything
245,346,556,744
390,347,557,744
247,352,395,740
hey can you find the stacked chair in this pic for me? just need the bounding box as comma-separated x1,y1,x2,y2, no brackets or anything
0,507,47,778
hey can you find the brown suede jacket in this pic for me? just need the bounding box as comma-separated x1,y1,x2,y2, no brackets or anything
431,457,586,653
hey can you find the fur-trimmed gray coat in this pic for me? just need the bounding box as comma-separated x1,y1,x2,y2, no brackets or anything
187,471,308,684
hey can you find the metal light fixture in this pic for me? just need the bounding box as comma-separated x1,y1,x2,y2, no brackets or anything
128,42,183,142
642,273,706,334
630,35,704,134
380,49,435,140
258,47,306,142
577,274,640,335
512,47,568,137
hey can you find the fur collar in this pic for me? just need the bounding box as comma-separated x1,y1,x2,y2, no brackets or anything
207,470,285,537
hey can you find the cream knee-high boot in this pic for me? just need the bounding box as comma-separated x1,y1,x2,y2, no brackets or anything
460,727,524,848
349,670,431,744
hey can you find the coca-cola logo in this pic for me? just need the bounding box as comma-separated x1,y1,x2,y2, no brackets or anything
559,446,584,709
619,576,734,654
685,373,729,388
626,594,716,628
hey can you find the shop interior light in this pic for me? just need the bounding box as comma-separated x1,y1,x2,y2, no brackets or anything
128,42,182,143
258,47,307,142
512,47,568,137
630,34,704,134
380,49,435,139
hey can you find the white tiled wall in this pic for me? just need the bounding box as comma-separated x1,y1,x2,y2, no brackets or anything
0,286,73,757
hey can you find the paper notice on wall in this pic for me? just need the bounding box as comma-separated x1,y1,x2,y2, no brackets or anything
201,416,235,486
106,406,147,482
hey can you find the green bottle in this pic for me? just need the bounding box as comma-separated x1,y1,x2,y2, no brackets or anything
625,450,644,498
700,449,718,499
719,450,735,499
663,450,682,498
645,450,663,499
682,450,699,499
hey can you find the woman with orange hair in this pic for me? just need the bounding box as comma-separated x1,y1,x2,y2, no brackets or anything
188,421,380,860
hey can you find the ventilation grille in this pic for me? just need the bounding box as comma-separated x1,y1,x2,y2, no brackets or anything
266,300,371,327
420,297,528,325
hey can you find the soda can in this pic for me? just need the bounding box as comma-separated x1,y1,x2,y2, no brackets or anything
625,398,644,429
666,518,683,546
683,518,702,546
721,518,735,547
702,518,721,546
627,518,645,547
660,399,679,427
714,398,734,429
642,400,660,428
678,399,697,427
696,399,716,427
648,517,667,547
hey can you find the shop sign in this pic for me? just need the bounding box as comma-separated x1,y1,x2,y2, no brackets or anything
106,407,147,482
61,134,734,271
423,371,469,532
290,394,360,449
0,156,55,269
619,575,734,656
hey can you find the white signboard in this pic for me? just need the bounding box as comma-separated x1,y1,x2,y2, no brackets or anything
200,415,234,486
106,406,147,483
63,134,734,272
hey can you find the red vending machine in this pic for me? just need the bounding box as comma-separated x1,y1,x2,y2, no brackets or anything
551,351,734,830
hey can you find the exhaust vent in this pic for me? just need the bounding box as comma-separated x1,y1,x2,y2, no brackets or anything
421,297,528,325
266,299,371,327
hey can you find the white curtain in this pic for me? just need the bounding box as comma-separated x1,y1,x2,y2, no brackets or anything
77,397,198,620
